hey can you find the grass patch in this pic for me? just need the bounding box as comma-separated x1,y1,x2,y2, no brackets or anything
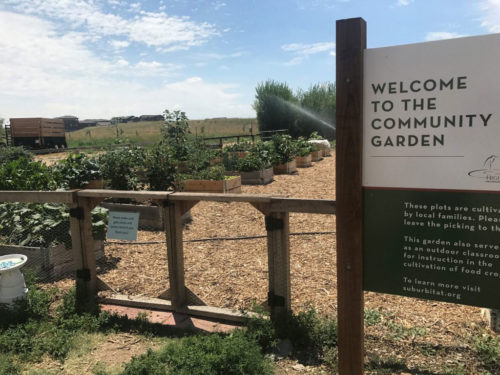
386,321,428,341
474,333,500,369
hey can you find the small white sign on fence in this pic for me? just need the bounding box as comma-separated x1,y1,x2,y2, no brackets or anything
107,211,140,241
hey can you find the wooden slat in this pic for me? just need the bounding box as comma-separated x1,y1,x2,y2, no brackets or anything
336,17,366,375
100,294,249,323
0,191,75,203
269,198,336,214
169,192,273,204
77,189,173,200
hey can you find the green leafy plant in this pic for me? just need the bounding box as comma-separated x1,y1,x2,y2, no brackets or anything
185,165,226,181
0,157,59,191
270,134,298,164
143,143,178,191
224,141,254,152
121,332,274,375
99,147,145,190
474,333,500,367
0,146,33,165
53,153,101,189
294,137,313,157
308,131,324,140
236,152,271,172
163,110,190,161
364,308,382,326
0,203,107,247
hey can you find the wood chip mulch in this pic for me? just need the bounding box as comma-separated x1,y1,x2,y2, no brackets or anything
50,153,497,374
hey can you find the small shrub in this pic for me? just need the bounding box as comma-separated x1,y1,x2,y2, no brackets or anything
53,153,101,189
474,334,500,367
0,146,33,164
0,157,58,191
364,308,382,326
99,147,145,190
270,134,298,164
144,143,178,191
0,353,21,375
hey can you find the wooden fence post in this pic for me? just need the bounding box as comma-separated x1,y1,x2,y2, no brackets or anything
69,196,97,309
336,17,366,375
163,201,187,309
265,212,291,318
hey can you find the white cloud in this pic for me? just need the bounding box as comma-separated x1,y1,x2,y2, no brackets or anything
481,0,500,32
397,0,414,6
425,31,467,41
110,40,130,49
0,11,250,119
4,0,218,52
282,42,335,66
213,1,227,10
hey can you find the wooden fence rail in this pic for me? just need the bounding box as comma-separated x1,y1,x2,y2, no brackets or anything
0,190,336,321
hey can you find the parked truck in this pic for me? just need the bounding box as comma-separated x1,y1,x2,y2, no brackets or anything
9,118,67,148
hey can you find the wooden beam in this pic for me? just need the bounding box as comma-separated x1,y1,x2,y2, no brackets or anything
77,189,172,200
100,294,249,323
169,192,273,204
336,17,366,375
163,201,187,309
0,190,75,203
269,198,336,214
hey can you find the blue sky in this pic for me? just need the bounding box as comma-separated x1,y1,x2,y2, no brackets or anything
0,0,498,120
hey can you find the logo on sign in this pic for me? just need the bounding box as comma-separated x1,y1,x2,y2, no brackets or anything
468,155,500,183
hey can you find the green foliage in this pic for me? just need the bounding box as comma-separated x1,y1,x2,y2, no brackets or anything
308,131,323,140
121,332,274,375
0,203,107,247
245,306,338,366
386,321,428,341
224,141,254,152
366,355,407,374
270,134,298,164
163,110,190,161
236,152,271,172
144,143,178,191
254,80,298,135
254,80,336,139
99,146,145,190
0,157,58,191
0,353,21,375
53,153,101,189
364,308,382,326
0,146,33,164
296,83,336,139
474,334,500,367
185,165,226,181
294,137,313,157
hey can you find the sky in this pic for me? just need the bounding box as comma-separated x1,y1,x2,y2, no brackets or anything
0,0,499,121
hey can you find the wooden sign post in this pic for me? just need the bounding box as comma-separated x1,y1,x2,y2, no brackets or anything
336,17,366,375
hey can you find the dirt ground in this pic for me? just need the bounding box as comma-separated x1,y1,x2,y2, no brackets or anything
44,153,496,374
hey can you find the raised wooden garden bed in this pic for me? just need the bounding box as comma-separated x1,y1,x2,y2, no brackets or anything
273,159,297,174
311,150,323,162
0,241,104,279
240,167,274,185
100,202,192,230
296,154,312,168
183,175,242,193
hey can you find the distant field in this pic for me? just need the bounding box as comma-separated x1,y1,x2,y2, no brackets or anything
66,118,257,147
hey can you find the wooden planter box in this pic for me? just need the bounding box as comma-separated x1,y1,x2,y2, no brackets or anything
273,159,297,174
296,154,312,168
100,203,192,230
0,241,104,279
183,176,242,193
321,146,332,157
240,167,274,185
311,150,323,162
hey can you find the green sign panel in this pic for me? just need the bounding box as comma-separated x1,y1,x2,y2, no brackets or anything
364,189,500,309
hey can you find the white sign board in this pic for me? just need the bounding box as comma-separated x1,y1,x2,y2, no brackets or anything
106,211,140,241
363,33,500,191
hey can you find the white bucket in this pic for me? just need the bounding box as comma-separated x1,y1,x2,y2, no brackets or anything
0,254,28,305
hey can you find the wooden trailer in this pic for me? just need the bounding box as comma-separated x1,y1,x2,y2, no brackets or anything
9,118,67,148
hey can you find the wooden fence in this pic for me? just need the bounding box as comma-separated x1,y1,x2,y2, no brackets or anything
0,189,336,322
